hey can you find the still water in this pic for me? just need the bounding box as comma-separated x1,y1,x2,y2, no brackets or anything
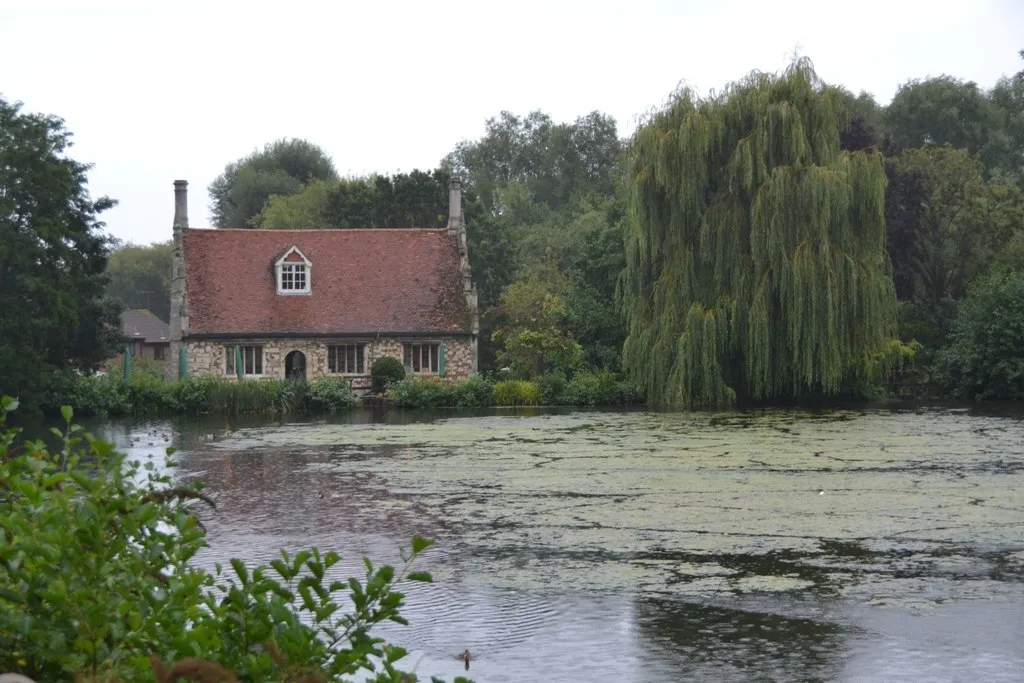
93,406,1024,682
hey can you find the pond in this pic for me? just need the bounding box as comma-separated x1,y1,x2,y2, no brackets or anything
89,405,1024,682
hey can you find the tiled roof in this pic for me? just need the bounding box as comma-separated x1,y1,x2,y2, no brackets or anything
183,228,471,336
121,309,171,343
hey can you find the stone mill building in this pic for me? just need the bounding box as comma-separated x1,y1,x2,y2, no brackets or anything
165,179,479,389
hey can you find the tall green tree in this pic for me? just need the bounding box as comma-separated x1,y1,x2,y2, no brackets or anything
0,95,121,413
442,110,622,213
104,240,173,321
208,138,338,227
621,59,902,409
989,49,1024,186
489,267,583,378
884,75,1015,175
885,144,1024,351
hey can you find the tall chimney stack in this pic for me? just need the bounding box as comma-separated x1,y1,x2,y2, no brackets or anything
173,179,189,231
168,180,189,380
447,178,462,232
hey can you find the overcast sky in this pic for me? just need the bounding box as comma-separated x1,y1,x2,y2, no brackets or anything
3,0,1022,245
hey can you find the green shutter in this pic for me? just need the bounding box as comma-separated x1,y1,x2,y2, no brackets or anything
179,346,188,378
235,345,243,380
123,344,132,382
438,342,446,378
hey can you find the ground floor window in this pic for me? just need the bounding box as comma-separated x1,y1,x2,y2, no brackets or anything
328,344,365,374
153,345,167,361
404,342,439,374
225,345,263,375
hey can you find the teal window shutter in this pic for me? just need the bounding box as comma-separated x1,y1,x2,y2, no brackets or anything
438,342,446,377
179,346,188,378
123,344,132,382
235,345,243,380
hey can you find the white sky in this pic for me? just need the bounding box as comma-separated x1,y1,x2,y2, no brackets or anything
3,0,1022,245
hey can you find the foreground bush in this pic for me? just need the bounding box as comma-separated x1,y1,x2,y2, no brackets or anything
0,396,468,683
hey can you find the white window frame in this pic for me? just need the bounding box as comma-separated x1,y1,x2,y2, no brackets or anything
327,343,366,375
275,246,312,295
225,345,264,376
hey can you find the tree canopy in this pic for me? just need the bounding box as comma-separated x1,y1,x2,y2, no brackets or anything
208,138,338,227
621,59,902,408
885,145,1023,352
104,240,173,322
0,94,121,414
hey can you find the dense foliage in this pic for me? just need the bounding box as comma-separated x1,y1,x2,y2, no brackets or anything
621,59,904,409
209,138,339,228
0,397,469,683
370,357,406,394
0,95,122,416
104,240,173,323
388,372,638,409
47,374,359,418
937,269,1024,400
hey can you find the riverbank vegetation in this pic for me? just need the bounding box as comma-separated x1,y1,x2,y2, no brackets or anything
46,368,640,418
0,397,471,682
4,51,1024,413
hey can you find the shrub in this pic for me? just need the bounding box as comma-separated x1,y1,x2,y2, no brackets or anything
534,371,568,405
564,370,638,406
390,377,457,409
371,356,406,393
307,377,359,412
492,379,542,406
0,397,466,683
454,375,494,407
54,375,359,418
937,268,1024,400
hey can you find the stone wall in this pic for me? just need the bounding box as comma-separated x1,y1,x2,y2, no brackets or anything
182,337,475,387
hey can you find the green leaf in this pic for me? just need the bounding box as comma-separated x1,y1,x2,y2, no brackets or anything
230,558,249,585
60,405,73,423
411,536,435,554
407,571,433,583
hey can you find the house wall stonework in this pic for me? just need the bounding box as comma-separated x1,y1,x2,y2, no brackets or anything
182,337,474,388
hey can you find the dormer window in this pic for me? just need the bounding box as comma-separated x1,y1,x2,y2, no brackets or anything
275,246,312,295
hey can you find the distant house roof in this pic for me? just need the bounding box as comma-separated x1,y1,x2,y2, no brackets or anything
121,309,171,343
183,228,471,337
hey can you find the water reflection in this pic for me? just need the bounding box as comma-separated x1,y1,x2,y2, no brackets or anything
63,407,1024,681
635,596,846,682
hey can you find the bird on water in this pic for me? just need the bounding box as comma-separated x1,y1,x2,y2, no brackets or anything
456,649,474,670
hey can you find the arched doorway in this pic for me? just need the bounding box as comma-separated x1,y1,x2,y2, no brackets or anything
285,350,306,380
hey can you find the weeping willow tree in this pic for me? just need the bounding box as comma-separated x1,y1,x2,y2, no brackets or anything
621,59,905,409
